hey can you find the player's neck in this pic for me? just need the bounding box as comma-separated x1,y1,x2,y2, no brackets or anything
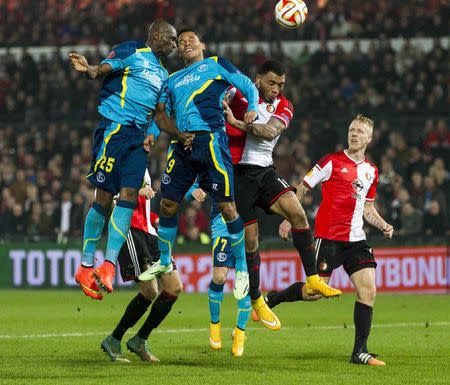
184,55,204,67
345,148,365,162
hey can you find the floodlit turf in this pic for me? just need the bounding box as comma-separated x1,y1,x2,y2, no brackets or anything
0,290,449,385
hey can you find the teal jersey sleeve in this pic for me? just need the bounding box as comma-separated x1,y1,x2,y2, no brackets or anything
184,180,200,202
216,57,259,112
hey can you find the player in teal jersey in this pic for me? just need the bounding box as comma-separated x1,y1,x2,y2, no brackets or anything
69,20,192,300
139,28,258,302
184,182,251,357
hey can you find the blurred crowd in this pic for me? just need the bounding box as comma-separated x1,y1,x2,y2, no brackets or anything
0,1,449,244
0,0,448,46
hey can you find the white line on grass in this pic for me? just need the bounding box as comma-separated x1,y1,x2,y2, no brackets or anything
1,322,449,340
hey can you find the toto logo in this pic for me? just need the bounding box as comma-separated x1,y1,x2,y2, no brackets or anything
96,172,105,183
162,173,171,185
198,64,208,72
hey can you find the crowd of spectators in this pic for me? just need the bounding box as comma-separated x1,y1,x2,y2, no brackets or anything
0,0,448,47
0,1,449,244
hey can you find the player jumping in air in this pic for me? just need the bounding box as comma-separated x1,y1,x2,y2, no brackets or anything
267,115,393,365
69,20,191,299
139,28,259,300
222,60,341,331
185,182,251,357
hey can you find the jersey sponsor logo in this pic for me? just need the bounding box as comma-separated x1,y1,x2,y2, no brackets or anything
341,167,349,173
266,104,275,113
162,173,171,185
197,64,208,72
216,252,227,262
175,74,200,88
107,51,115,59
96,172,105,183
140,69,163,88
352,179,364,192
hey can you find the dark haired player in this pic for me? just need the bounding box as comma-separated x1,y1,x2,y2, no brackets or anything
139,28,259,303
69,20,192,298
222,59,341,331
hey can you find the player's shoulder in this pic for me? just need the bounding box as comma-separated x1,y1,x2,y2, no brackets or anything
363,158,379,174
316,151,342,166
108,40,143,59
211,56,241,73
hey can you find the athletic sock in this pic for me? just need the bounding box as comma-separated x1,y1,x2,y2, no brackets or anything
112,293,151,341
158,216,178,266
81,202,107,267
208,280,224,324
352,301,373,354
292,228,317,277
236,295,251,330
267,281,305,308
105,200,135,265
246,250,261,301
225,217,247,274
137,290,178,340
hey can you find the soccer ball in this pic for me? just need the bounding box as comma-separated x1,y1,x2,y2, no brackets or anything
275,0,308,29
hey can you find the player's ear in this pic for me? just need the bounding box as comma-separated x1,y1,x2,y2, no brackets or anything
255,74,261,87
201,42,206,51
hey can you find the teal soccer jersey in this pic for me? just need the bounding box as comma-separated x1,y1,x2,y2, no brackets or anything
99,40,168,130
160,56,258,133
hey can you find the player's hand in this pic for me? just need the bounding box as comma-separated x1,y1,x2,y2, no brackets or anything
139,186,155,199
178,131,194,150
381,223,394,238
222,100,238,126
192,188,207,202
279,219,292,240
143,134,155,152
243,110,257,124
69,52,89,72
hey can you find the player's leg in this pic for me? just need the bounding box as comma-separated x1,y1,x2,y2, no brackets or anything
101,229,158,362
208,265,228,350
139,144,196,280
269,190,341,297
76,121,114,299
132,268,182,359
343,242,384,365
93,125,146,292
198,132,249,299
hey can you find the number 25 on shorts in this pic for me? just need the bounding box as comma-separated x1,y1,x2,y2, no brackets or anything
98,156,115,173
166,158,175,173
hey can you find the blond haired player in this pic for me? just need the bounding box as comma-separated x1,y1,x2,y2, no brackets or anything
268,115,393,365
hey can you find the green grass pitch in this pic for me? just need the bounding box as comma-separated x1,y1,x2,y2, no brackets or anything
1,290,449,385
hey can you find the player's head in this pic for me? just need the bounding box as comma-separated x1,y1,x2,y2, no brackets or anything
255,60,286,103
347,114,374,151
177,27,206,65
147,19,177,57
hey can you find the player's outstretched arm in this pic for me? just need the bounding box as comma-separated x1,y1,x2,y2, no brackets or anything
222,100,286,141
363,201,394,238
153,103,194,149
68,53,112,79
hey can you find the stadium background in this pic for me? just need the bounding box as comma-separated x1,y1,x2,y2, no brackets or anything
0,0,449,293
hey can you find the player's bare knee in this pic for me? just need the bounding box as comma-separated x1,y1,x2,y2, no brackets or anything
217,202,237,221
212,268,228,285
286,205,308,228
356,284,376,306
161,272,183,296
119,187,139,202
138,281,158,301
95,189,113,209
167,281,183,296
160,198,179,217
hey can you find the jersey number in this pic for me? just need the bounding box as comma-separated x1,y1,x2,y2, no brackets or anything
166,158,176,173
220,238,227,251
98,156,115,173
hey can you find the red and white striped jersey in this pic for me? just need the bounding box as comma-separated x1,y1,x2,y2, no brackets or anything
226,88,294,166
303,150,378,242
130,169,158,235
